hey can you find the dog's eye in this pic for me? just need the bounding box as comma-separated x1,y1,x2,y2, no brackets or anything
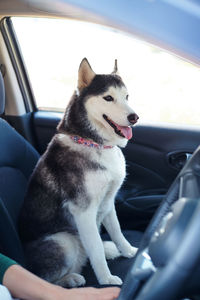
126,95,129,100
103,95,114,102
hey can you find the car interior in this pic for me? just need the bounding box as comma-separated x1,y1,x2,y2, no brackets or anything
0,0,200,299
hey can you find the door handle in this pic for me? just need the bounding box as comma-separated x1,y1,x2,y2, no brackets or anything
167,151,192,170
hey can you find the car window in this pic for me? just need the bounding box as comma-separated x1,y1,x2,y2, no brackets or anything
12,17,200,126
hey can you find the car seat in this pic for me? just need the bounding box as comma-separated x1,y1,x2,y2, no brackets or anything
0,70,142,284
0,70,39,265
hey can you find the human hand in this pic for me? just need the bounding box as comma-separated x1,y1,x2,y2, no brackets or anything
49,286,120,300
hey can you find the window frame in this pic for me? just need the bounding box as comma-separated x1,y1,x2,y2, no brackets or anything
5,16,200,128
0,17,37,112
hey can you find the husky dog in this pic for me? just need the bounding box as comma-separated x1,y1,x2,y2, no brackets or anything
19,58,139,287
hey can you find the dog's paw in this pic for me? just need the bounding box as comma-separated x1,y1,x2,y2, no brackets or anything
64,273,86,287
103,241,121,260
99,275,123,285
120,245,138,258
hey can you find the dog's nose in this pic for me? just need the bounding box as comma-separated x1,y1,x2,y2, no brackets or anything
127,113,139,124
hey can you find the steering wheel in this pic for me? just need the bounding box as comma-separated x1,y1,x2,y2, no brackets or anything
117,145,200,300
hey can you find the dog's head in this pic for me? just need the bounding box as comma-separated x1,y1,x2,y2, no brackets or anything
58,58,139,148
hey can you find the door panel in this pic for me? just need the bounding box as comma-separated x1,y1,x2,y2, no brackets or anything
33,111,62,153
123,124,200,194
32,111,200,230
117,124,200,230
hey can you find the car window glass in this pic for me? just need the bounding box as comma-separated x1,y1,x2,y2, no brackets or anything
12,17,200,126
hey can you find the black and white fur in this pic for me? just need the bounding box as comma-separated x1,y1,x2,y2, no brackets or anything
19,58,139,286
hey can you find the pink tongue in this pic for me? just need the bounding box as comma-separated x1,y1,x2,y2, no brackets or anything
116,124,132,140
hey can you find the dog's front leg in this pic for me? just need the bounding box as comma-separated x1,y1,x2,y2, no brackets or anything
73,208,122,285
103,205,138,258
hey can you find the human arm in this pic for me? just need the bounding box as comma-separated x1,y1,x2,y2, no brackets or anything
3,261,120,300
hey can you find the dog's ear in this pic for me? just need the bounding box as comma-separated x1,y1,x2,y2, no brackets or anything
78,58,96,90
112,59,119,75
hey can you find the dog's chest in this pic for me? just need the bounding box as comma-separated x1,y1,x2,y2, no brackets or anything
85,146,126,207
100,146,125,182
96,147,126,222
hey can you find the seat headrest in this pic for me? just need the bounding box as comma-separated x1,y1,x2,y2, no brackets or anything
0,71,5,115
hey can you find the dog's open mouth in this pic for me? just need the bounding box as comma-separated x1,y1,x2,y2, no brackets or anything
103,114,132,140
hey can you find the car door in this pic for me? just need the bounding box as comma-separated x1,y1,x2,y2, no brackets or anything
30,111,200,231
2,16,200,232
